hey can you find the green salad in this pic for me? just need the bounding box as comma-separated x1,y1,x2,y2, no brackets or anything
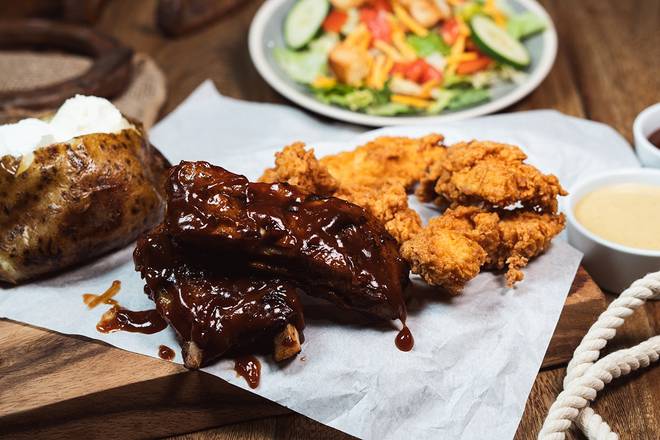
275,0,545,116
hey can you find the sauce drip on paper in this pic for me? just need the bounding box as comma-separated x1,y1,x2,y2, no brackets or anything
395,325,414,352
234,356,261,388
82,280,121,308
96,307,168,334
158,345,176,361
83,280,167,335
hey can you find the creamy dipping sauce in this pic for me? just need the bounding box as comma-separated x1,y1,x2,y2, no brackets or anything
575,183,660,251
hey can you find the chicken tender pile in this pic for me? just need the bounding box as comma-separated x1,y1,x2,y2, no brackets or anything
416,140,566,212
321,134,446,190
260,135,567,295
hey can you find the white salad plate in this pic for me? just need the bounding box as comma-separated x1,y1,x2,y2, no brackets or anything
249,0,558,127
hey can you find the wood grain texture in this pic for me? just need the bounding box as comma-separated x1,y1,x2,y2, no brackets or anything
542,267,606,369
0,0,659,439
0,274,602,439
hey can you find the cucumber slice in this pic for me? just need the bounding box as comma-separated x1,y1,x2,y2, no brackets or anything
284,0,330,50
470,15,530,69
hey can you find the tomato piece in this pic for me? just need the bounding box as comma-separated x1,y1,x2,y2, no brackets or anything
441,18,460,45
391,62,408,76
323,10,348,33
367,0,392,12
360,8,391,42
456,56,493,75
407,60,428,83
392,60,442,84
421,64,443,83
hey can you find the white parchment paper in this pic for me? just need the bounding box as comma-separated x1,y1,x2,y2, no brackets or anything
0,81,640,440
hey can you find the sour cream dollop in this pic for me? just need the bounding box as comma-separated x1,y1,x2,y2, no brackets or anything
0,95,132,157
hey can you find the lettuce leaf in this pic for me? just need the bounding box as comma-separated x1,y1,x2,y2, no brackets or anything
313,86,377,111
366,102,414,116
427,89,456,114
275,34,338,84
447,88,490,110
407,33,450,57
507,12,546,40
313,83,393,112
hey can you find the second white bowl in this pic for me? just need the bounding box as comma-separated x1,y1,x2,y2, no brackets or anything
633,102,660,168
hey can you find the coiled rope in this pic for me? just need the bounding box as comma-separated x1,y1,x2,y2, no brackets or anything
538,271,660,440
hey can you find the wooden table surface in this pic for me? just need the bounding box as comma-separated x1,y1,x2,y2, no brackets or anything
3,0,660,439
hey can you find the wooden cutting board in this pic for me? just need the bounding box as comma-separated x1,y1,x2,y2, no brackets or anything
0,266,605,439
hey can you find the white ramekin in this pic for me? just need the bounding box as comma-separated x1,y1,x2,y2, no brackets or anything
566,168,660,293
633,102,660,168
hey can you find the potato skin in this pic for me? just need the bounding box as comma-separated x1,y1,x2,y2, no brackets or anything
0,124,168,283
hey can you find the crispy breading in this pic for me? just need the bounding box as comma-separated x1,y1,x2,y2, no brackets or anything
417,141,567,211
259,142,339,195
496,210,566,285
261,137,567,293
435,206,566,286
431,206,501,263
335,183,422,243
321,134,446,190
400,221,486,295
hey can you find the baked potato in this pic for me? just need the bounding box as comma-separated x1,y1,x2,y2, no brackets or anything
0,97,168,283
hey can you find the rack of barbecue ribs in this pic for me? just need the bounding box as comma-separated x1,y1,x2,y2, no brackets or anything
134,226,305,368
134,161,410,368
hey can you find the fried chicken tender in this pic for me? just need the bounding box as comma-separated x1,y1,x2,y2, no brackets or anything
430,206,501,261
260,142,338,195
417,141,567,212
496,210,566,285
321,134,446,190
435,206,566,286
400,221,487,295
335,183,422,243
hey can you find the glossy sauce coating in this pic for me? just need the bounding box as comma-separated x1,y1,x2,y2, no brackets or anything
234,355,261,389
96,306,168,334
164,162,409,322
134,226,305,368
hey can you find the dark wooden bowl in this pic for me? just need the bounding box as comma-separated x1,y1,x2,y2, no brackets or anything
0,19,132,111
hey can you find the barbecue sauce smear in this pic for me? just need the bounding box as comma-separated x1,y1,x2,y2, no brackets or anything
97,307,168,334
83,280,167,335
234,356,261,388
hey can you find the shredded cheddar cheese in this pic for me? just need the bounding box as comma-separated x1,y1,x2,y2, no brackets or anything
446,51,478,65
373,55,394,90
374,40,404,62
445,33,468,74
484,0,507,27
457,16,470,36
391,27,417,61
391,94,432,109
392,2,429,37
312,75,337,89
420,78,442,98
